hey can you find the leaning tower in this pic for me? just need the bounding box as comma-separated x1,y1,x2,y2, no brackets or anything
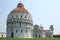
6,3,33,38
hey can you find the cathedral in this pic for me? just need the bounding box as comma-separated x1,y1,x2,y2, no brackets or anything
6,2,54,38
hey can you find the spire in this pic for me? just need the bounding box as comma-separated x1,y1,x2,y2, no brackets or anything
17,0,23,7
50,25,54,31
17,3,24,7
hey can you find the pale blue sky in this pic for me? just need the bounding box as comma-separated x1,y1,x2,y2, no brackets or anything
0,0,60,35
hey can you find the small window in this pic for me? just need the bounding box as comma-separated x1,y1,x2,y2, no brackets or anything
20,6,21,8
25,16,26,18
25,30,27,33
16,15,18,17
21,16,22,18
20,23,21,26
21,29,22,33
16,30,18,33
29,16,30,18
35,34,37,37
26,23,27,26
12,16,13,18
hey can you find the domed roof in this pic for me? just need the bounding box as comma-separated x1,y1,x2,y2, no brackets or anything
10,3,29,14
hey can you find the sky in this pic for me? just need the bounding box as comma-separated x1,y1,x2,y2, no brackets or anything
0,0,60,35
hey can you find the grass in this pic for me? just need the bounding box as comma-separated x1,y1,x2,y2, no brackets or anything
0,38,60,40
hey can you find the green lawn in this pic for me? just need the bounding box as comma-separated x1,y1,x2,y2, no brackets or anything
0,38,60,40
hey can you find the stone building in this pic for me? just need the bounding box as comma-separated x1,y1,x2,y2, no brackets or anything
6,3,33,38
0,32,6,38
32,25,54,38
6,2,54,38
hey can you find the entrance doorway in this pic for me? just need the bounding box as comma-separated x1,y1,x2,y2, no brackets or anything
11,32,14,38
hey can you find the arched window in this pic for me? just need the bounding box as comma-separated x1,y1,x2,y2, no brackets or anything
21,16,22,18
35,34,37,37
12,16,13,18
21,29,22,33
16,15,18,17
25,30,27,33
20,23,21,26
20,6,21,8
26,23,27,26
16,30,18,33
25,16,26,18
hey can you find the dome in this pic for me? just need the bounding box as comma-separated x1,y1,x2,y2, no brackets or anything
10,3,29,14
